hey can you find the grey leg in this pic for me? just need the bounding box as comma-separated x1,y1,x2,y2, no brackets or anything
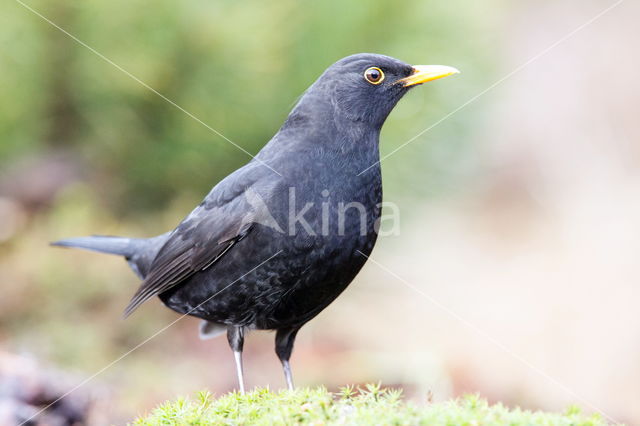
282,359,294,390
233,350,245,394
227,326,246,393
275,326,301,390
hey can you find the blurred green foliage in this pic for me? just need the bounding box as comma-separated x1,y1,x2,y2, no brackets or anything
1,0,502,216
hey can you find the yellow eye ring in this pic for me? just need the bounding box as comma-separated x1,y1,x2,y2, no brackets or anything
364,67,384,85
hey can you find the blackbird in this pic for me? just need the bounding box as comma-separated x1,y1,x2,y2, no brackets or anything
53,53,458,392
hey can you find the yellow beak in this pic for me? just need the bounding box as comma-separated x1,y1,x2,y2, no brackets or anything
397,65,460,87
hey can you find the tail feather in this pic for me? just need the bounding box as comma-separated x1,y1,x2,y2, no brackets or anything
52,232,171,279
51,236,135,257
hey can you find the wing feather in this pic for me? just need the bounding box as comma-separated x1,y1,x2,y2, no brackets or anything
122,161,276,317
123,232,247,318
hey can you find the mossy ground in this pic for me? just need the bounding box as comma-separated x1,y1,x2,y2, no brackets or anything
132,384,611,425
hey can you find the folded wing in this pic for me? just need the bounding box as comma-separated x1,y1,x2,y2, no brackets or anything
123,162,278,317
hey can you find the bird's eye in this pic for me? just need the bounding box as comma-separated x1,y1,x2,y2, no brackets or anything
364,67,384,85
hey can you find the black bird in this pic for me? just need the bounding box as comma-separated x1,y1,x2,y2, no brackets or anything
53,53,458,392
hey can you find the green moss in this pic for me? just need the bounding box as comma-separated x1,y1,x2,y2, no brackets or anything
132,385,610,425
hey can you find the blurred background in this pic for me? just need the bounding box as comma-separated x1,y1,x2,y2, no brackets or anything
1,0,639,423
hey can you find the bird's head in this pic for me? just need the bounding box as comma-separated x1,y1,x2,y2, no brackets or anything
293,53,459,130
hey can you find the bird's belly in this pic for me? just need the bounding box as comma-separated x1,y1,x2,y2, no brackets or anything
159,221,377,329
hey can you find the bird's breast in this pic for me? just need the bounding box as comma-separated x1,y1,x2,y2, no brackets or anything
250,161,381,328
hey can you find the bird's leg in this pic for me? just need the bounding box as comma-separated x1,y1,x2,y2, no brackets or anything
275,326,301,390
227,326,246,394
282,359,294,391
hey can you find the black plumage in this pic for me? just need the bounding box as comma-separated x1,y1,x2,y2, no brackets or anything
53,53,458,392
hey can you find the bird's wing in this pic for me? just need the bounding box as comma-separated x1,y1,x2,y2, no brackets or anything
123,163,278,317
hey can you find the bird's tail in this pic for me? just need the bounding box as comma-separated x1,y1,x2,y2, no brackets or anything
51,235,137,257
52,232,170,279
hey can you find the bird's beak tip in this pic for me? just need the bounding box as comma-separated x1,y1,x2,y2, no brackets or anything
399,65,460,87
